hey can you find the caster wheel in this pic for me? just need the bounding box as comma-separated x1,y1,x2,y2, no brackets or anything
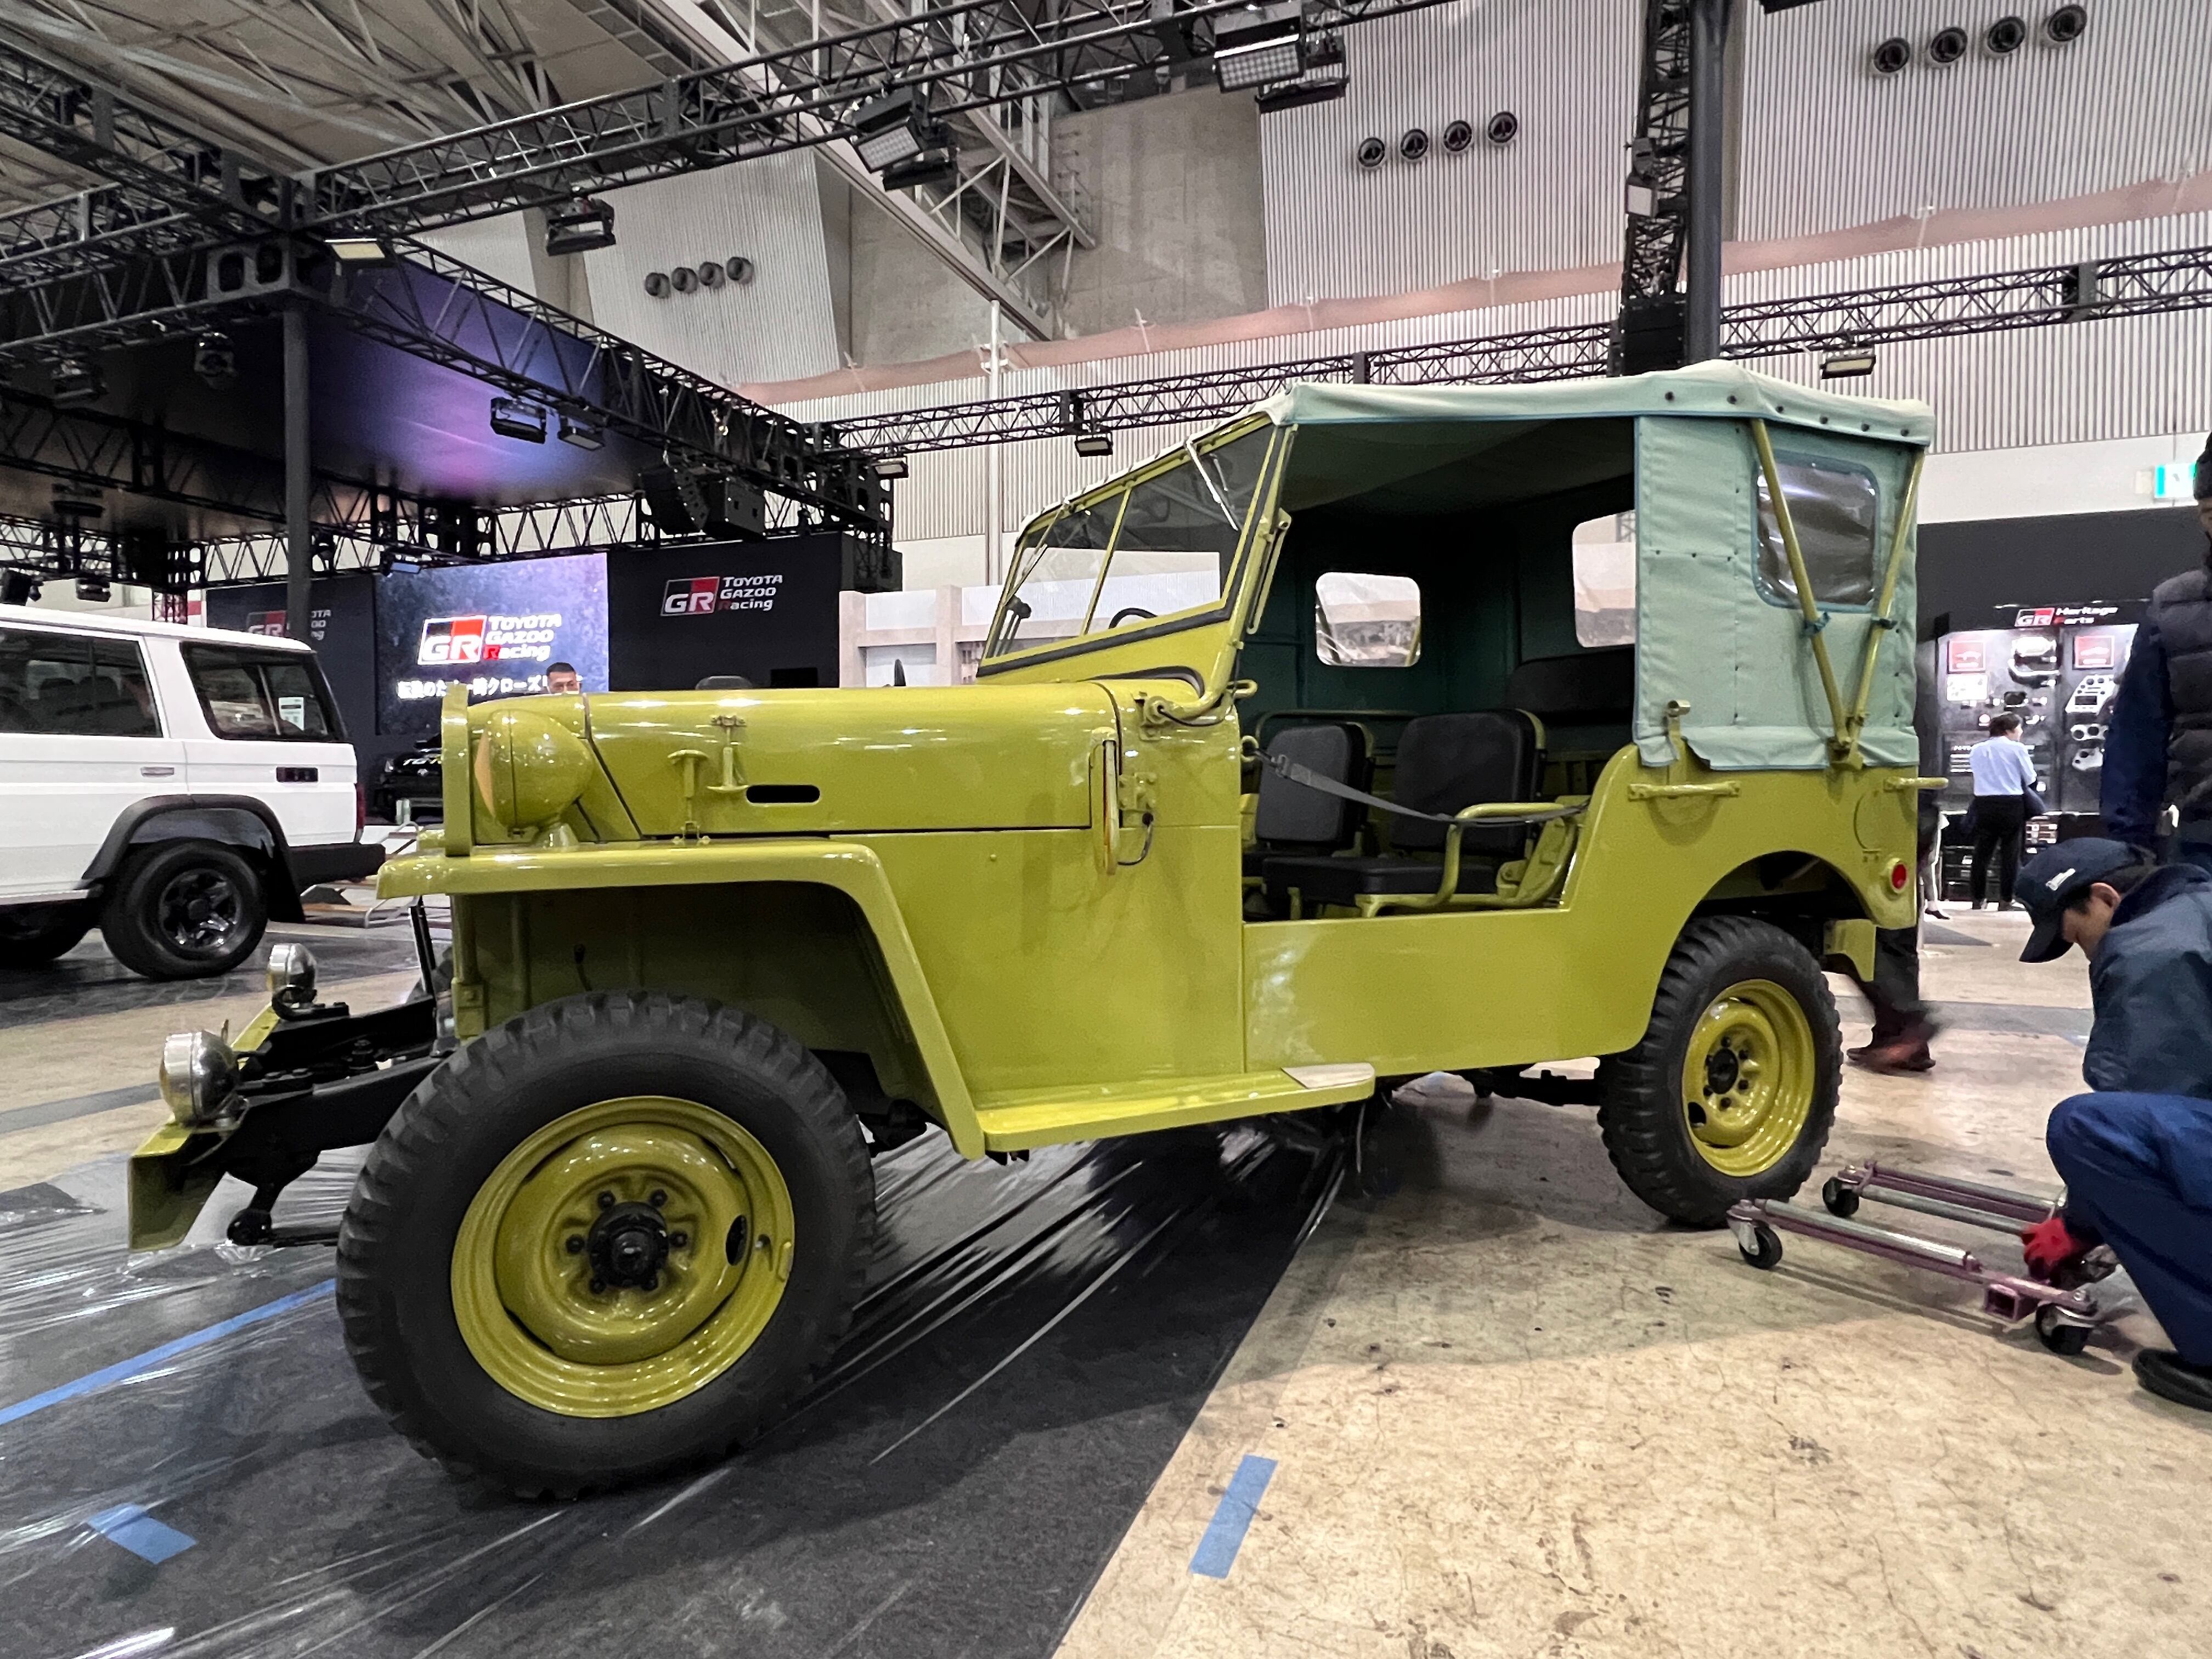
2035,1304,2091,1356
1821,1176,1860,1218
1738,1222,1784,1271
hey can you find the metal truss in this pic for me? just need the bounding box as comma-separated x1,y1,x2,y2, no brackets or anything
1612,0,1693,371
831,242,2212,454
299,0,1446,234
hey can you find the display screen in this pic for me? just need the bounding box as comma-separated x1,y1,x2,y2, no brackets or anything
374,554,607,741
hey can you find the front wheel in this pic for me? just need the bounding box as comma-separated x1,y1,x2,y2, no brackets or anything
336,991,874,1497
1597,916,1841,1226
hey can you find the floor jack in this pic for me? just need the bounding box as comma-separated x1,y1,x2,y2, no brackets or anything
1726,1161,2117,1356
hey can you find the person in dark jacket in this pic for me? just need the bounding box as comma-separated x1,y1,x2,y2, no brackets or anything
1848,667,1946,1072
2101,435,2212,874
2013,838,2212,1412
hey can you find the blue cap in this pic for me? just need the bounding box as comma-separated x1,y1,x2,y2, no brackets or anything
2016,838,2145,962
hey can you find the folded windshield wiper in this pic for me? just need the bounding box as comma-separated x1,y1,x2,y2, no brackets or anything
1185,441,1237,524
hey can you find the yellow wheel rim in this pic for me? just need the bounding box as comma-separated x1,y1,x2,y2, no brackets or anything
1680,979,1816,1178
451,1097,795,1418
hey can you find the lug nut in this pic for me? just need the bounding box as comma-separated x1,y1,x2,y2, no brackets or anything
597,1190,614,1209
565,1235,584,1254
589,1277,606,1293
650,1188,667,1208
670,1231,689,1249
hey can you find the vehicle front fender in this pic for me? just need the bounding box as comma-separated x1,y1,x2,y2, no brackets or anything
379,840,983,1156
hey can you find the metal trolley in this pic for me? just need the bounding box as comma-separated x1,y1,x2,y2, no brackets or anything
1728,1161,2115,1356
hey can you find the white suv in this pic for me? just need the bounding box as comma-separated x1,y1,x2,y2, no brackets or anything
0,606,382,979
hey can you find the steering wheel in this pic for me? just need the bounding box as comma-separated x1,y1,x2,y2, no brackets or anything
1108,606,1156,628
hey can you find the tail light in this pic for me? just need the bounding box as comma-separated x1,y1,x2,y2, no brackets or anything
1890,860,1911,892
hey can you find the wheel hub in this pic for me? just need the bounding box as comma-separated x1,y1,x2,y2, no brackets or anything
1702,1043,1742,1095
1680,979,1816,1178
588,1199,671,1290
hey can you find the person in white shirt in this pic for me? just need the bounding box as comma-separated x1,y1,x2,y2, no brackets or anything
1966,711,2039,909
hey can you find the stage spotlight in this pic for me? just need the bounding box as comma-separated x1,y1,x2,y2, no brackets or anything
1074,432,1114,458
1872,36,1912,73
873,454,910,481
328,236,396,266
50,358,104,407
557,411,604,450
1,570,41,606
489,396,548,443
1820,351,1878,380
544,196,615,256
1214,10,1304,91
852,88,956,190
75,575,110,603
193,335,236,387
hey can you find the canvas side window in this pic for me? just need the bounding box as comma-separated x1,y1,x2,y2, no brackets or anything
1755,453,1879,608
1572,512,1637,647
1314,573,1421,667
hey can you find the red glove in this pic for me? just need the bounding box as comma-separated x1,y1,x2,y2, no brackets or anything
2021,1216,2096,1283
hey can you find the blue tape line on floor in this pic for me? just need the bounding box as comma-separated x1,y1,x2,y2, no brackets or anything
87,1504,196,1564
0,1279,334,1429
1189,1454,1276,1579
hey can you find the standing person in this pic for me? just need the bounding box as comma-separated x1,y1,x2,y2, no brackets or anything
1967,711,2038,909
2102,433,2212,876
2012,839,2212,1413
1848,667,1945,1071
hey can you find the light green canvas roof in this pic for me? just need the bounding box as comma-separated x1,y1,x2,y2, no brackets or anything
1258,360,1934,448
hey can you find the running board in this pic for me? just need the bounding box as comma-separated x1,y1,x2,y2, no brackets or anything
972,1063,1376,1153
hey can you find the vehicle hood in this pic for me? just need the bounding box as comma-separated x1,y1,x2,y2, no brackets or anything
583,685,1120,836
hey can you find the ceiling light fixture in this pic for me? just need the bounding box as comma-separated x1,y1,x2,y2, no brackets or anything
1819,351,1877,379
543,196,616,256
1074,432,1114,458
489,396,549,442
327,236,396,266
1214,7,1306,92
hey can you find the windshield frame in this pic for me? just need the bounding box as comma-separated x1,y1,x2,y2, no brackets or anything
979,415,1285,675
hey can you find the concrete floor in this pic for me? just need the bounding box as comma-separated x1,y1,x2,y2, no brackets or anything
2,910,2203,1658
1059,911,2208,1659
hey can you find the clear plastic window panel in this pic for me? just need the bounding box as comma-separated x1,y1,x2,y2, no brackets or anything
1754,453,1880,608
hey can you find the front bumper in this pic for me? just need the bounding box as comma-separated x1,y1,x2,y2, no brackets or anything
289,839,387,887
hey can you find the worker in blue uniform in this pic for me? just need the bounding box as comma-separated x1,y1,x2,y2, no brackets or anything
2101,434,2212,874
2014,838,2212,1412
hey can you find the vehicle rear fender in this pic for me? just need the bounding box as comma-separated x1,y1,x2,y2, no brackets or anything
380,842,981,1155
1693,851,1877,978
83,795,306,922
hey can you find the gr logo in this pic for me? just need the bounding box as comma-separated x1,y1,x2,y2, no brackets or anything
662,577,722,616
417,615,487,664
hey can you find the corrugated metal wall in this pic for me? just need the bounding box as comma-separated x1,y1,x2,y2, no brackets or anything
1739,1,2212,240
578,153,843,386
1257,0,1640,305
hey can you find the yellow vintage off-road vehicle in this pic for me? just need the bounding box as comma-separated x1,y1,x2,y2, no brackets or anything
133,363,1936,1493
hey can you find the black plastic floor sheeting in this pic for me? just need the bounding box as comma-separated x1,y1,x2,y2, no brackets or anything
0,1124,1344,1659
0,925,424,1029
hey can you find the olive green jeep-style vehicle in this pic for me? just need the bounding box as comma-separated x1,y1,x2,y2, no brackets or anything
132,363,1938,1494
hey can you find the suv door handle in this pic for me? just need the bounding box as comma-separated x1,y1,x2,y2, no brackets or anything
276,766,319,783
140,765,176,777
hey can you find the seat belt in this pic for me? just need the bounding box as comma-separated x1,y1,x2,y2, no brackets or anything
1261,750,1579,831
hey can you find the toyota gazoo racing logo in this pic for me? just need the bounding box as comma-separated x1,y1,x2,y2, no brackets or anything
416,612,561,665
661,573,782,616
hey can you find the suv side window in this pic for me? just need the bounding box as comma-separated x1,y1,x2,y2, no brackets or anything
0,626,162,736
183,645,342,740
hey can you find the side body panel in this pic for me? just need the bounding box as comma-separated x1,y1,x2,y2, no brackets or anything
1243,746,1917,1073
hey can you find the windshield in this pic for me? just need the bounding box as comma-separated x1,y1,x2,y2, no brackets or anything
988,424,1276,658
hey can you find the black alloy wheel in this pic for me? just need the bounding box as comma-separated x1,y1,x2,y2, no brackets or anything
101,840,268,980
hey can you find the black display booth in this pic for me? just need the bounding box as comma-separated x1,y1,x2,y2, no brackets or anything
208,534,862,795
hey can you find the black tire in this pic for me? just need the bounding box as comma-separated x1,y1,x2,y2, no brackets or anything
337,991,874,1497
2035,1304,2091,1357
99,840,268,980
1597,916,1841,1226
0,904,91,968
1821,1176,1860,1218
1738,1222,1784,1271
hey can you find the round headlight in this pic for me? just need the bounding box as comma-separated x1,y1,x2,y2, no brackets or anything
471,707,592,838
160,1030,239,1127
267,941,318,1015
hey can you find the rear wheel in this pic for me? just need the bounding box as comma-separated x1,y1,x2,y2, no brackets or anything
337,991,873,1497
0,904,90,968
1598,917,1840,1226
100,840,267,979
